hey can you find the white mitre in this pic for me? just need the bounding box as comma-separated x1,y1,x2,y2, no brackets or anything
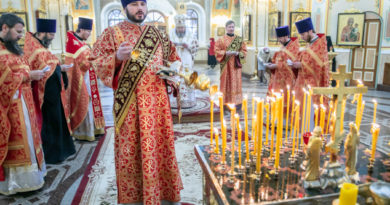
174,14,186,27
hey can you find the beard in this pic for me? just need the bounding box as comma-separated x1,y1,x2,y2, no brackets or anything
2,31,23,56
41,34,53,48
176,30,185,38
126,9,146,23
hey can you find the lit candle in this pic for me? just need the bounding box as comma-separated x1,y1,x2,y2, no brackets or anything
285,85,290,143
236,114,242,168
227,104,236,174
252,116,257,156
371,124,380,161
357,101,365,131
243,96,249,162
252,94,256,143
339,183,358,205
214,128,219,154
372,99,377,124
355,83,364,127
305,87,312,133
320,104,326,135
270,98,276,159
340,98,346,133
218,93,224,132
326,101,333,135
314,104,319,127
256,100,263,174
289,91,296,140
292,101,300,157
265,101,270,146
210,100,214,146
275,96,283,169
301,89,307,145
222,120,227,163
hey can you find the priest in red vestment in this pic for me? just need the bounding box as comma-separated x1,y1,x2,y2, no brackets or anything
215,20,247,111
89,0,183,204
24,18,75,164
0,13,46,195
291,17,329,109
266,26,299,112
65,17,105,141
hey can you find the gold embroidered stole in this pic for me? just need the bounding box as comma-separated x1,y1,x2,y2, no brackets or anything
114,26,162,131
220,36,243,76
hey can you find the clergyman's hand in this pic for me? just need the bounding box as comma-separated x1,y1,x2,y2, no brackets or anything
29,70,45,81
116,42,132,61
60,64,73,72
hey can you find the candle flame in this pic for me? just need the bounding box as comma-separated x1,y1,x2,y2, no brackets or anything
302,88,307,92
357,79,363,85
292,91,295,95
214,128,219,134
234,114,239,119
244,94,248,99
295,100,300,106
314,104,318,109
287,85,290,90
373,99,377,104
321,104,326,110
227,103,235,110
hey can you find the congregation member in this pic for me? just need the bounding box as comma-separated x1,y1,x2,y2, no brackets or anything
24,18,75,164
90,0,183,203
65,17,105,141
215,20,247,113
0,13,46,194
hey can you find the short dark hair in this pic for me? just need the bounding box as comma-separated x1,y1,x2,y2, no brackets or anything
76,28,81,33
225,20,235,28
0,13,25,31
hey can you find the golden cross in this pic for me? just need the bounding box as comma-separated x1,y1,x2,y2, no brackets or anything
312,65,367,144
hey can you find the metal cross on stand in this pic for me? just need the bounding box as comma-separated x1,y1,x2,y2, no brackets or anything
312,65,367,158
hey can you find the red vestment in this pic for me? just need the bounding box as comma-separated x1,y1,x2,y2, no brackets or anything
0,42,44,177
215,35,247,105
294,34,329,107
65,31,105,137
268,38,299,107
90,21,182,204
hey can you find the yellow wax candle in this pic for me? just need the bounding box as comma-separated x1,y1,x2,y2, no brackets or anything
339,183,358,205
292,102,300,157
280,91,284,146
265,102,270,146
252,116,257,156
275,96,283,169
270,98,276,159
357,101,365,132
371,124,380,161
227,104,236,174
355,83,364,126
320,105,326,135
285,85,290,143
222,120,227,163
326,101,333,135
301,89,307,145
372,99,377,124
314,104,319,127
256,100,263,174
340,98,346,134
252,95,256,143
289,91,296,140
214,128,219,154
243,96,249,161
331,112,336,141
210,100,214,146
305,88,312,133
218,93,224,130
236,114,242,168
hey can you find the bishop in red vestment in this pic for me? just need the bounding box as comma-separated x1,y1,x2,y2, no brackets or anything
0,13,46,195
292,17,329,109
89,1,183,204
266,26,299,112
65,17,105,141
215,20,247,108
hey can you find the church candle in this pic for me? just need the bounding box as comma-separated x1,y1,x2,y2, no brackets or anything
256,100,263,174
314,104,319,127
275,97,283,169
218,93,224,131
305,88,312,133
301,89,307,143
243,96,249,161
210,100,214,146
289,91,296,140
371,124,380,161
270,98,276,159
339,183,358,205
252,116,257,156
252,95,256,145
227,104,236,175
357,101,365,132
265,102,270,146
373,100,377,124
222,120,227,163
340,99,346,133
236,114,242,168
292,102,300,157
285,85,290,143
214,128,219,154
326,101,333,135
320,105,326,135
355,83,364,128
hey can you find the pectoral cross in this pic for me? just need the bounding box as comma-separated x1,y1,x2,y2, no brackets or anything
312,65,367,162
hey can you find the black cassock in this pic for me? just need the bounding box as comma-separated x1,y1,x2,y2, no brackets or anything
41,65,75,164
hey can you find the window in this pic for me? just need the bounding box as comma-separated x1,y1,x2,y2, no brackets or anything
107,9,125,27
145,11,165,23
186,9,198,40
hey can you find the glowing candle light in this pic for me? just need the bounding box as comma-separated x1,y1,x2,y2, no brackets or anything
256,100,263,174
292,101,300,157
270,98,276,159
305,87,312,133
210,99,214,146
275,96,283,169
356,101,365,132
214,128,219,154
243,95,249,161
371,124,380,161
314,104,319,127
320,104,326,135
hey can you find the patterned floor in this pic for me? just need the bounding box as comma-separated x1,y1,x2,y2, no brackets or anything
1,64,389,204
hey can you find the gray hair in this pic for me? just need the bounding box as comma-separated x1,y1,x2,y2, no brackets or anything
225,20,235,27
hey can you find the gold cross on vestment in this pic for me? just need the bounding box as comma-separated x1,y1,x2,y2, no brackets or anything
312,65,367,147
